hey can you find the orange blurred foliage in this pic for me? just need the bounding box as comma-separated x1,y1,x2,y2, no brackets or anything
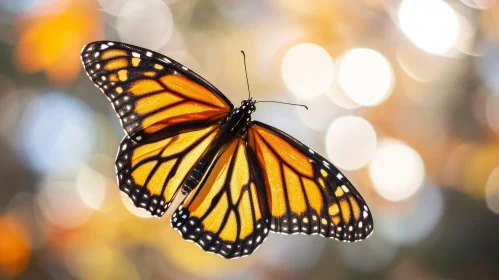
0,216,31,279
15,0,103,85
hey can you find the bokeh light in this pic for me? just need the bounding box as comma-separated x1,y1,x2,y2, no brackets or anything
486,93,499,136
5,192,49,251
396,42,450,82
297,94,344,131
460,0,497,9
96,0,127,15
0,0,38,13
485,166,499,215
369,139,425,202
399,0,460,55
281,43,334,99
327,85,361,110
211,0,272,23
325,116,377,171
37,178,94,229
117,0,173,51
14,0,102,84
454,11,478,56
476,45,499,92
18,93,95,175
76,165,106,211
0,0,70,15
0,216,31,279
377,185,444,245
337,48,394,106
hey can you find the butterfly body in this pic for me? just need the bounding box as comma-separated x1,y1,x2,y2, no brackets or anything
181,99,256,194
81,41,373,259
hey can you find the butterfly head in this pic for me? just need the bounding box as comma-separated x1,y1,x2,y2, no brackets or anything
240,98,256,114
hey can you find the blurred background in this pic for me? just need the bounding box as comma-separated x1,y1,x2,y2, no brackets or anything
1,0,499,279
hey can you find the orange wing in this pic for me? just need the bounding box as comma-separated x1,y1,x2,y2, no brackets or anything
171,138,268,259
247,122,373,242
116,124,220,216
81,41,233,142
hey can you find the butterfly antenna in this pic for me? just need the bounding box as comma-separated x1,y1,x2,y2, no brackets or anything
256,100,308,110
240,50,251,99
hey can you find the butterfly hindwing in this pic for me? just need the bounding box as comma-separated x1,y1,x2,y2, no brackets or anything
81,41,233,142
247,122,373,242
171,138,269,259
116,124,220,216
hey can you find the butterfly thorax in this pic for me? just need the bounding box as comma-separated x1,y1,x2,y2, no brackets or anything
220,99,256,137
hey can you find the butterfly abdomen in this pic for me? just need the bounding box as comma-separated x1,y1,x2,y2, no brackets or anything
182,161,209,194
180,131,228,195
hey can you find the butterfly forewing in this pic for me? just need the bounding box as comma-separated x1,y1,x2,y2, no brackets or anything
247,122,373,242
171,138,269,259
81,41,233,142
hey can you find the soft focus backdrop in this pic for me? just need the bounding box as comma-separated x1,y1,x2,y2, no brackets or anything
1,0,499,279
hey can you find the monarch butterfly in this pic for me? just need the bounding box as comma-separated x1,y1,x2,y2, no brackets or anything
81,41,373,259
